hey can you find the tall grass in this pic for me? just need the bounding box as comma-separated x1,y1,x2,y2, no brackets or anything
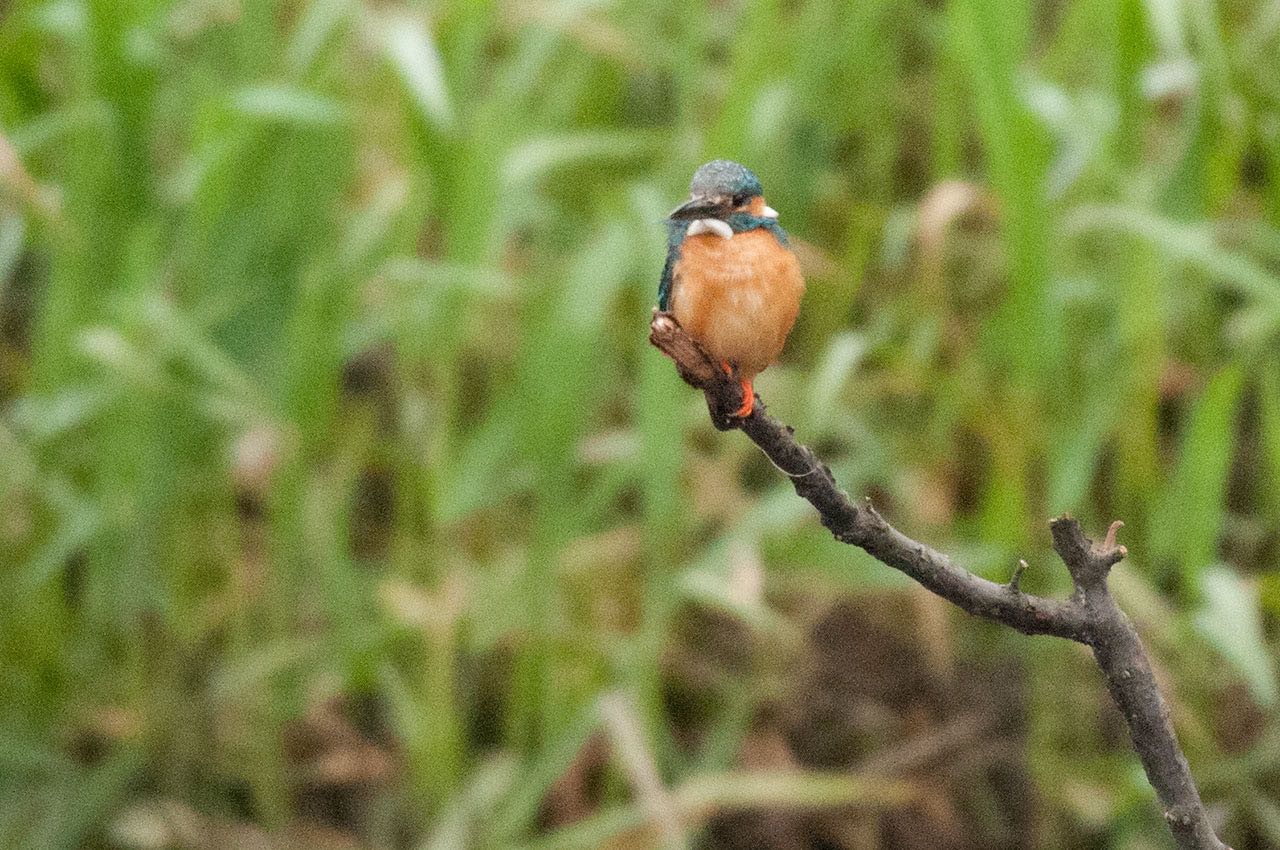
1,0,1278,847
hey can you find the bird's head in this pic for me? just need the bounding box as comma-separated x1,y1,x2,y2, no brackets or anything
668,160,778,223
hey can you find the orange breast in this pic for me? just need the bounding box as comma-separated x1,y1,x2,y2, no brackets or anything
670,228,805,380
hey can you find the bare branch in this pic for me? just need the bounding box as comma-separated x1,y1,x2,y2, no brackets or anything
650,312,1230,850
1049,516,1225,850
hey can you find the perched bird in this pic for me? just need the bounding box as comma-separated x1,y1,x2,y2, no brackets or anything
659,160,805,417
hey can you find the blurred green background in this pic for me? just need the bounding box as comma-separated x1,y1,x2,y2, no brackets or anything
2,0,1279,847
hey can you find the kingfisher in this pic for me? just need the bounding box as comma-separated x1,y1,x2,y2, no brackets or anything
659,160,805,418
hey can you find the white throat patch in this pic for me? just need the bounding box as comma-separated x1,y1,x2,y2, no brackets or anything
687,218,733,239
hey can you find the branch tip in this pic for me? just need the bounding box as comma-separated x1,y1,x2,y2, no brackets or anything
1009,559,1029,593
649,311,751,421
1049,515,1127,587
1103,519,1125,550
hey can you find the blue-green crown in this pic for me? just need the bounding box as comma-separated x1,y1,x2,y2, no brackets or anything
690,160,763,198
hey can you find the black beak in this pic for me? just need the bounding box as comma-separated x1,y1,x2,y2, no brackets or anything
668,193,728,220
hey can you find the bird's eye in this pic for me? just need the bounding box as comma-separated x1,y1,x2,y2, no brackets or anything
732,193,750,208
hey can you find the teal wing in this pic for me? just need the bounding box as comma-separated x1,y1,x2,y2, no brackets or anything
658,220,688,312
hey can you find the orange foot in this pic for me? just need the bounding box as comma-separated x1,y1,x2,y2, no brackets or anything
734,379,754,417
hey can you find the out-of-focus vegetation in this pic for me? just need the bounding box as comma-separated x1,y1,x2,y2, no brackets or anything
1,0,1279,847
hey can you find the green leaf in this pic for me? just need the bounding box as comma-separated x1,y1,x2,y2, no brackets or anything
1194,566,1278,708
231,85,347,126
503,130,664,188
376,11,454,130
1064,205,1280,310
1258,365,1280,505
1148,364,1244,582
